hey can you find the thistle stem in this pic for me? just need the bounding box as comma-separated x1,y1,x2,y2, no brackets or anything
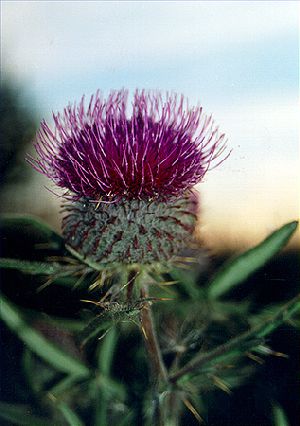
140,285,169,425
140,285,168,384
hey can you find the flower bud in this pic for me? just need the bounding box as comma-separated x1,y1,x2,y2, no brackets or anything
62,194,198,265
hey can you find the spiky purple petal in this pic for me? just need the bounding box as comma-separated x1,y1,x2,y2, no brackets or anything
30,90,227,201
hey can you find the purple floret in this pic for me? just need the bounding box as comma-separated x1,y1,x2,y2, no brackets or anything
30,90,228,201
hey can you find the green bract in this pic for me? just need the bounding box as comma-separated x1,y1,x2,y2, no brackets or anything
62,194,197,266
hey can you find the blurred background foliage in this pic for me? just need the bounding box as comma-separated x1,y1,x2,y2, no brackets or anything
0,205,299,425
0,80,60,226
0,80,36,187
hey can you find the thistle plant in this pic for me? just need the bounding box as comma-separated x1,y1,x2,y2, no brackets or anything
0,90,299,426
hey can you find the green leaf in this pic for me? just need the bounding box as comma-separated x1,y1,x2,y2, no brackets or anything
22,349,57,394
48,375,84,397
93,375,126,400
97,326,118,375
56,402,85,426
208,221,298,299
0,401,52,426
170,294,300,384
272,404,290,426
0,295,89,377
254,295,300,339
91,376,126,426
79,303,139,347
117,412,135,426
249,302,300,330
169,266,201,299
0,215,64,250
0,257,63,275
45,316,85,332
79,315,114,347
95,327,118,425
0,257,91,289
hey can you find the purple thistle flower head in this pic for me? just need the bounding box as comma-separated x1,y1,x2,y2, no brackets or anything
30,90,229,267
31,90,227,202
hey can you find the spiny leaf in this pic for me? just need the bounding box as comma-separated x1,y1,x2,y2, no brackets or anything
170,294,300,383
208,221,298,299
0,257,63,275
0,401,52,426
249,303,300,330
0,215,64,249
79,302,140,347
79,314,115,347
0,257,91,289
254,295,300,338
0,295,90,377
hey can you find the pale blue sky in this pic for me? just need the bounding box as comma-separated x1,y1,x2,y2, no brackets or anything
2,1,298,111
2,1,299,248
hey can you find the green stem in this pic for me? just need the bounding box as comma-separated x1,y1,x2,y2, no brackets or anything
140,285,169,425
140,285,168,384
